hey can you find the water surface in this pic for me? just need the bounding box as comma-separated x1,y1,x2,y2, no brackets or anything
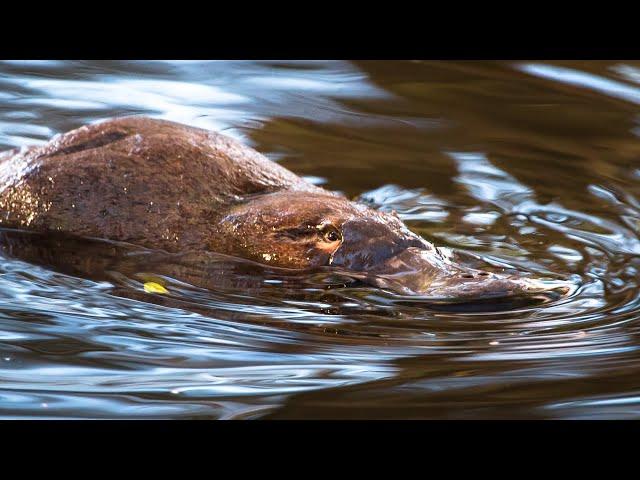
1,60,639,419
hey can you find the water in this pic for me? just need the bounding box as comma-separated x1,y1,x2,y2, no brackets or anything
0,60,639,419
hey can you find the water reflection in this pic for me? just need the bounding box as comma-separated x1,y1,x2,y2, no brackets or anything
520,63,640,105
0,60,640,418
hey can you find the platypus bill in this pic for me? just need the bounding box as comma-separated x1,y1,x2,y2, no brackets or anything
0,117,570,302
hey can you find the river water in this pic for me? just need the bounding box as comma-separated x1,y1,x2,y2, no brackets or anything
1,60,639,419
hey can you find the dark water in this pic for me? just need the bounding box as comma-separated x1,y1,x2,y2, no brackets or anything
0,60,639,419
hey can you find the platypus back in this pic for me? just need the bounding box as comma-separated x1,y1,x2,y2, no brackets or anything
0,117,323,252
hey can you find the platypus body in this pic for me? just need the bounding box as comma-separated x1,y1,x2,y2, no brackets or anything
0,117,560,300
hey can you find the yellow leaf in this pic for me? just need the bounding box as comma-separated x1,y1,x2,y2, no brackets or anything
143,281,168,294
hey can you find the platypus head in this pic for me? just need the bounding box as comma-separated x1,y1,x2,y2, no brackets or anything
215,191,563,300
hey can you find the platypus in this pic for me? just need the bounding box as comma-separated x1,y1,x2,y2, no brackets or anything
0,117,561,300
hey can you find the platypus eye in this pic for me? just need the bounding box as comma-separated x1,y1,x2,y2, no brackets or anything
320,224,342,244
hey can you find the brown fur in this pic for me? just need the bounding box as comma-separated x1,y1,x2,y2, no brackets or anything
0,117,326,253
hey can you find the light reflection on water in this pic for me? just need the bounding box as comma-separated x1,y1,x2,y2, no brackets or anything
1,60,640,418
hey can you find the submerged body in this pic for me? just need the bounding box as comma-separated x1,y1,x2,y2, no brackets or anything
0,117,559,299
